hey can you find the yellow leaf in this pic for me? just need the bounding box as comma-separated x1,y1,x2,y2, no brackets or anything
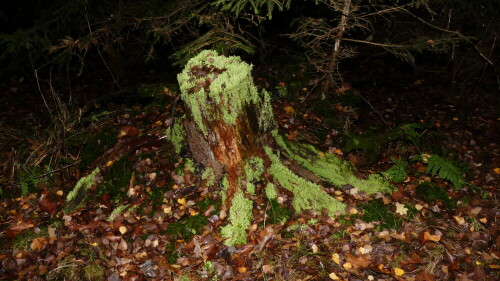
453,215,465,225
488,264,500,269
423,231,441,242
329,272,340,280
106,161,114,167
163,207,171,214
238,267,247,273
349,208,358,215
343,262,352,269
284,106,295,115
394,267,405,276
331,253,341,265
56,190,64,196
119,226,127,234
177,198,186,205
493,168,500,174
479,217,487,223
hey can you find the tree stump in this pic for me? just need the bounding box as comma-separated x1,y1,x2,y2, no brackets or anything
177,50,389,245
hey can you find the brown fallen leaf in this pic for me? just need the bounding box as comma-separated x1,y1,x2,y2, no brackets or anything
423,231,441,242
345,252,371,268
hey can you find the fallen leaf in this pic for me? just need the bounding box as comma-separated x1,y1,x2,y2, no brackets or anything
119,226,127,234
331,253,340,265
453,215,465,225
31,237,48,251
423,231,441,242
395,202,408,216
311,244,319,253
177,198,186,205
284,106,295,115
262,264,273,274
394,267,405,276
345,252,371,268
493,168,500,174
106,161,114,167
329,272,340,280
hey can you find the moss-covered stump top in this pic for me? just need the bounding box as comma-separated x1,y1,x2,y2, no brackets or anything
177,50,261,135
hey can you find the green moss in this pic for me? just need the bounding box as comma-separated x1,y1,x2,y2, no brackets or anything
197,198,220,214
416,182,456,209
201,167,215,186
165,214,209,241
164,242,179,264
361,200,402,230
64,168,100,213
177,50,273,135
265,183,277,200
107,204,130,222
99,157,131,202
273,131,390,194
220,189,253,245
166,119,187,154
244,157,264,195
266,199,293,224
265,146,346,216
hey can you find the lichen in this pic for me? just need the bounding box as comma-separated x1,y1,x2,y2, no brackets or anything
220,189,253,245
64,168,100,213
272,131,390,194
166,117,186,154
264,147,346,215
177,50,271,135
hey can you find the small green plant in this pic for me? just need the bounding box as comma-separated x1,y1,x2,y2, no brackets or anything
416,182,456,209
383,158,408,183
361,200,402,230
18,167,46,196
418,154,466,190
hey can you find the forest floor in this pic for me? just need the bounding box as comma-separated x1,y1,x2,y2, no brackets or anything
0,59,499,281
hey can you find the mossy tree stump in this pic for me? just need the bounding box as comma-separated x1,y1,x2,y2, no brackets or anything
177,50,389,245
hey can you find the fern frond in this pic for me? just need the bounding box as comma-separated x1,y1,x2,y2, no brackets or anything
425,154,466,189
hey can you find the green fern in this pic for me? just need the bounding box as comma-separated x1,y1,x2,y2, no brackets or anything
423,154,466,189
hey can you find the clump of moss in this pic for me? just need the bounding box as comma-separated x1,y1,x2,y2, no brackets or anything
272,131,390,195
265,146,346,216
361,200,402,230
166,118,186,154
165,214,209,241
220,190,253,245
416,182,456,209
64,168,100,213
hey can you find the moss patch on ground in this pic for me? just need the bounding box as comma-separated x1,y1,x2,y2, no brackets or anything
416,182,456,209
273,131,390,195
361,200,402,230
265,146,346,216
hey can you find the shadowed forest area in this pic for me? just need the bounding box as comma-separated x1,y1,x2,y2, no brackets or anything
0,1,499,280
